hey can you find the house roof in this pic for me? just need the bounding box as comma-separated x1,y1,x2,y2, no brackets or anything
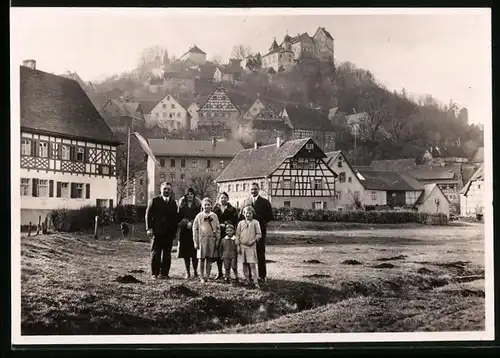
415,183,449,206
315,27,333,40
283,106,334,131
405,165,458,181
139,100,160,114
216,137,315,182
147,138,244,158
472,147,484,163
20,66,120,145
370,158,416,171
177,98,192,110
355,170,424,191
291,32,314,44
187,45,206,55
460,164,484,195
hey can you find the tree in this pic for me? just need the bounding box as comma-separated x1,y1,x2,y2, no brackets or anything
231,44,251,60
211,55,223,65
190,175,216,199
137,46,167,69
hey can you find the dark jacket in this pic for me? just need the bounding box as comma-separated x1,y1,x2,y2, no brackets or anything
177,196,202,228
239,196,274,237
213,203,239,238
145,195,179,238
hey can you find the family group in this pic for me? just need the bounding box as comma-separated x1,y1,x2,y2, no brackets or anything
145,181,274,289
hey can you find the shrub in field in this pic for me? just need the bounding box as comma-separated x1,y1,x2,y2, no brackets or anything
272,207,448,225
50,206,112,232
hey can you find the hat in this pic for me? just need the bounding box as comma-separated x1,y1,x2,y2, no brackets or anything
225,223,235,231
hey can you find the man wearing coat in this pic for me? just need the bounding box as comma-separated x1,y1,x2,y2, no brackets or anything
239,182,274,282
145,182,180,279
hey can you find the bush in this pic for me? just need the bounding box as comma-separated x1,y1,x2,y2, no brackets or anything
272,207,448,225
114,205,147,224
50,206,113,232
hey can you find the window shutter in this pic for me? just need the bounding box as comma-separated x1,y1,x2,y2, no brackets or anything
31,141,38,157
84,147,89,162
70,183,77,198
47,142,52,158
49,180,54,197
109,199,114,209
56,182,62,197
32,179,38,197
70,146,75,161
85,184,90,199
312,201,315,210
323,202,327,210
58,144,62,159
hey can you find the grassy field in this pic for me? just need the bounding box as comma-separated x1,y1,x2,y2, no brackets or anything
20,221,485,335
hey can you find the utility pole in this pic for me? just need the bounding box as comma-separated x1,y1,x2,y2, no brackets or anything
126,118,132,203
352,108,357,166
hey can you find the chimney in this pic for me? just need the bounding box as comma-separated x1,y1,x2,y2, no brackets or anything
276,136,282,148
254,142,258,149
22,59,36,70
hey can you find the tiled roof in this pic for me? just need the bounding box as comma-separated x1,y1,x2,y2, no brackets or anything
139,100,160,114
216,137,313,182
405,165,457,181
177,98,192,110
283,106,335,131
187,45,206,55
147,138,244,158
371,158,416,171
356,170,424,191
460,164,484,195
291,32,314,44
20,66,120,145
315,27,333,40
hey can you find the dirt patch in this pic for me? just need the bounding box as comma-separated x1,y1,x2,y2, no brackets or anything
303,274,331,278
128,269,145,274
417,261,483,276
442,288,485,298
373,263,396,269
114,275,142,284
164,285,199,298
303,259,322,264
417,267,434,275
377,255,407,262
342,259,363,265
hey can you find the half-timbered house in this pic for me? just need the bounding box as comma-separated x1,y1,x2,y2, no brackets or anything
215,137,337,210
197,86,241,135
20,62,121,225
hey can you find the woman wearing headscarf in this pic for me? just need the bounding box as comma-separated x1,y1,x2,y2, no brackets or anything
177,187,202,279
212,191,239,280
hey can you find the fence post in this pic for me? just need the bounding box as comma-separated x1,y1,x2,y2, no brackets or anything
28,222,32,237
43,216,48,234
36,215,41,235
94,216,99,239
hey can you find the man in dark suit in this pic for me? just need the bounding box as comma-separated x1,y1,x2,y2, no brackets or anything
145,182,180,280
239,182,274,283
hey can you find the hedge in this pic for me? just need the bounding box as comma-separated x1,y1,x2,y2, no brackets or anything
50,206,113,232
114,205,147,224
272,207,448,225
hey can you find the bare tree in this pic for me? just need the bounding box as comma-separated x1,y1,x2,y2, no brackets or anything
137,46,167,68
190,175,216,199
231,44,251,60
211,55,223,65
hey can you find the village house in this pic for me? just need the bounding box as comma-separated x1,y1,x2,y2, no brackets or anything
414,183,450,217
100,97,146,134
197,86,241,135
146,138,244,200
179,45,207,66
370,158,417,172
421,146,468,164
148,94,190,131
119,134,149,206
20,60,121,225
215,137,337,210
279,105,336,152
163,70,196,93
262,36,295,73
460,164,484,217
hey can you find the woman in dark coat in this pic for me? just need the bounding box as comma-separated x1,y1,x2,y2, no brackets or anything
177,187,202,279
212,191,239,280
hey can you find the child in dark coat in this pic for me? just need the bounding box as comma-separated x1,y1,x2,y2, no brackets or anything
219,224,238,283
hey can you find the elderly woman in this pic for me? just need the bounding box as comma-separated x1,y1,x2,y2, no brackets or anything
212,191,239,280
192,197,220,283
177,187,202,279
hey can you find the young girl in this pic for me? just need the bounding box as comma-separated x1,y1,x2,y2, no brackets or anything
192,197,220,283
219,223,238,283
235,205,262,289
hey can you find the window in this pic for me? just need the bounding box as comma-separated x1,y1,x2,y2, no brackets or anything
155,113,159,118
101,165,110,175
75,183,84,198
170,173,176,181
180,174,185,182
181,159,186,167
371,192,377,200
169,113,173,118
339,172,346,183
220,160,224,168
354,190,360,199
207,159,211,168
162,104,166,109
314,179,323,190
171,104,176,109
159,173,166,182
140,193,145,201
282,179,292,189
284,201,291,208
236,184,239,192
478,184,481,189
308,160,316,169
20,178,30,196
60,145,69,160
160,159,165,167
314,201,323,210
338,160,342,168
243,183,247,191
75,147,84,161
170,159,176,167
60,182,69,198
21,140,31,155
177,113,181,118
261,181,265,190
139,179,144,186
348,177,352,183
38,142,48,157
192,160,197,168
37,179,49,197
336,191,342,200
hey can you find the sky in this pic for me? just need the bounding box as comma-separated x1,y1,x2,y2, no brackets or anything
11,8,491,125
